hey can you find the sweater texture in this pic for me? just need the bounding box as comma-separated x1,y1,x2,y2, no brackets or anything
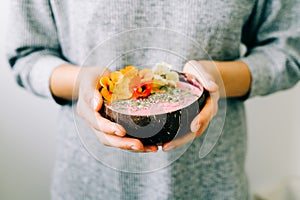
6,0,300,199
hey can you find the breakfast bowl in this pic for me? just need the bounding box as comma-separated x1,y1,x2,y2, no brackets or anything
99,62,207,145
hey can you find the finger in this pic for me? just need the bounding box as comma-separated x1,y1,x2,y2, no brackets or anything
88,90,127,136
93,129,145,152
194,116,210,138
204,80,219,92
95,112,126,136
183,60,219,92
90,91,127,135
162,131,196,152
144,145,159,153
92,90,103,112
190,97,212,133
95,128,158,152
190,94,217,133
77,97,126,136
162,107,212,152
80,85,102,111
162,116,212,152
91,111,126,137
209,91,219,116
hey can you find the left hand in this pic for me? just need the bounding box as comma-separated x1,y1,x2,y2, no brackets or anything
76,66,158,153
162,60,220,151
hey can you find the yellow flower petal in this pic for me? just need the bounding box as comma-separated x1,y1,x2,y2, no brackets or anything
101,87,112,102
99,76,111,88
120,65,137,75
151,79,166,92
112,76,133,101
139,68,153,82
110,71,124,83
123,67,138,78
108,81,115,92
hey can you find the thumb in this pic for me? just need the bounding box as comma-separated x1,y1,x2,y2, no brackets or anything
92,90,103,111
183,60,219,92
203,80,219,92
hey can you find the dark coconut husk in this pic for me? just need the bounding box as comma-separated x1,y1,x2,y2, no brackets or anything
100,71,208,145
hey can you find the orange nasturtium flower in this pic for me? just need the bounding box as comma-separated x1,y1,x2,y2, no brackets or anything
120,65,137,75
99,70,129,102
99,65,171,102
99,76,114,102
99,71,124,101
110,71,124,83
132,82,153,99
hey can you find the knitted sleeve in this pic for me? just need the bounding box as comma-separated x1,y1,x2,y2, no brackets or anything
6,0,67,99
240,0,300,98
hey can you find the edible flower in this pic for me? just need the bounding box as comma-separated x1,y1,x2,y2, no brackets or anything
99,63,179,103
99,76,114,102
99,71,124,101
132,82,153,99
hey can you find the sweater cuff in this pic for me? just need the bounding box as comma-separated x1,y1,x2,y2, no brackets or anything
29,54,68,100
239,51,276,99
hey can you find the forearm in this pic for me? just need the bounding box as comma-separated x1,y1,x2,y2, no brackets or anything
50,64,111,101
50,60,251,101
50,64,80,100
199,60,251,98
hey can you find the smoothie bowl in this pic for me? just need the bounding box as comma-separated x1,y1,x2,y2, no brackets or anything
99,62,207,145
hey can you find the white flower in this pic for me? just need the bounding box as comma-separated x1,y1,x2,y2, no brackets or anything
153,74,167,84
166,71,179,82
153,62,171,75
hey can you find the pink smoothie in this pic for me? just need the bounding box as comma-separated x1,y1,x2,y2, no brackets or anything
107,82,203,116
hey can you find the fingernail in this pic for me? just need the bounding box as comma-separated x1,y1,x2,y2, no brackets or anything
93,98,99,110
144,146,158,153
131,146,140,151
114,124,125,136
208,80,218,90
191,122,201,133
115,131,123,137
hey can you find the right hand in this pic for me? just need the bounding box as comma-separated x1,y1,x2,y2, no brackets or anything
162,60,220,151
76,66,158,152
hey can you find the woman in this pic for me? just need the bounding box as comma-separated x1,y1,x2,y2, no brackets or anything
7,0,300,199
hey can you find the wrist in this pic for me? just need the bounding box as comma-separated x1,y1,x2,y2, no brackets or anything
198,60,251,98
50,64,80,100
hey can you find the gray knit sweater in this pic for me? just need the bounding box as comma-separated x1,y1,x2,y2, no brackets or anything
7,0,300,199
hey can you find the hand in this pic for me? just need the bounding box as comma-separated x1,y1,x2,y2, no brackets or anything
76,66,158,153
162,60,220,151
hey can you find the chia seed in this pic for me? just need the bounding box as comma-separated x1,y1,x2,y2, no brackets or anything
109,85,199,113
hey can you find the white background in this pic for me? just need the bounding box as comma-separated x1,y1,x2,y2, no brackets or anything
0,1,299,199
